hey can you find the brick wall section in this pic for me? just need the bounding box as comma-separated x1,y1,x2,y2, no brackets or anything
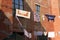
1,0,13,23
50,0,60,40
40,7,54,32
0,0,2,9
40,0,54,32
24,0,54,32
0,0,13,40
1,0,60,40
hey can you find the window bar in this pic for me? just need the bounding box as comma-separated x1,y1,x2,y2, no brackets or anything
18,0,20,9
13,0,16,16
13,0,16,40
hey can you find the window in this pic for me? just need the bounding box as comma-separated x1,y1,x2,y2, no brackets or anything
12,0,24,10
36,5,40,14
12,0,24,16
35,5,40,22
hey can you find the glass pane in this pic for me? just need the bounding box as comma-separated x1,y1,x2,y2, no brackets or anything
20,6,23,10
15,5,18,9
37,6,40,11
36,5,40,11
20,0,23,5
36,11,40,14
15,0,18,4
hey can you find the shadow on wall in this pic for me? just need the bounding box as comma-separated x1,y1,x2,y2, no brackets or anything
23,1,47,40
34,22,46,32
22,0,46,32
0,10,13,40
13,0,46,33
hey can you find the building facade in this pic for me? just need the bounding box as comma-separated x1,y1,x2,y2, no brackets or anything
0,0,13,40
0,0,60,40
41,0,60,40
0,0,46,40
